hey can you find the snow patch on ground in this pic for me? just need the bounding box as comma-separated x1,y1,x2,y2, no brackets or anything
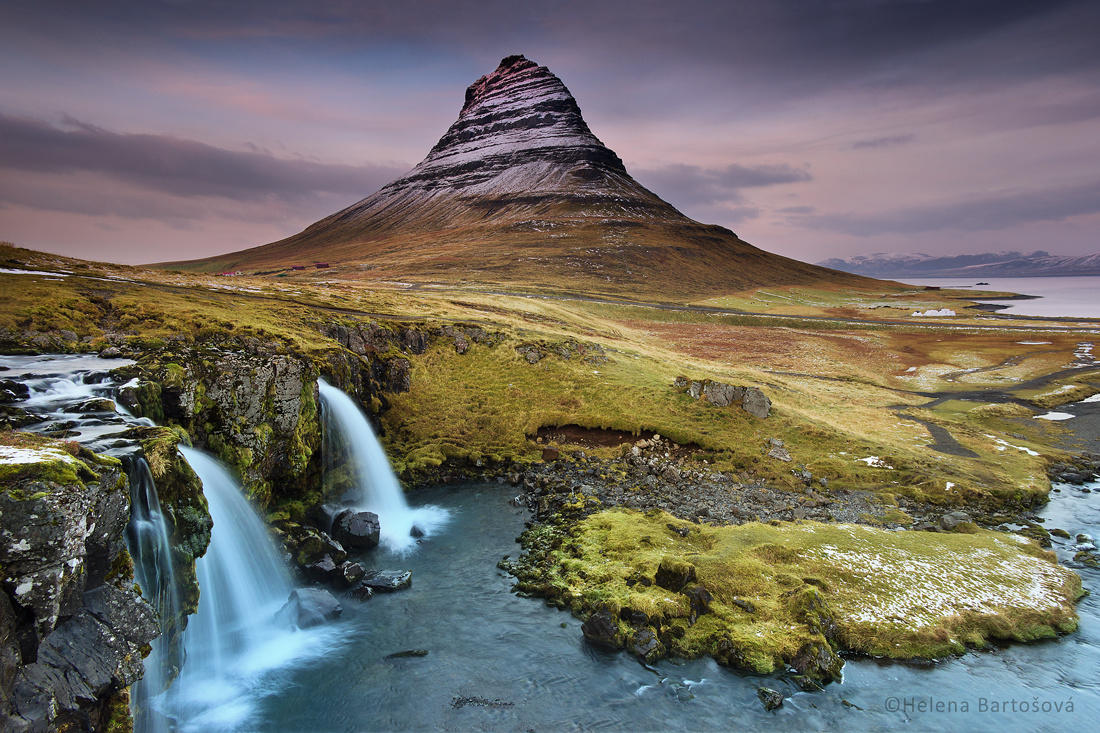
856,456,894,469
911,309,956,317
0,268,68,278
984,434,1041,456
1035,412,1075,421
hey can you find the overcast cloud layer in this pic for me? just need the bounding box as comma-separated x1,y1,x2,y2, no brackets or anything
0,0,1097,264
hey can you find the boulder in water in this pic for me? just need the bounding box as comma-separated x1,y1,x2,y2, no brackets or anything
580,609,620,649
303,555,339,583
340,561,366,587
358,570,411,592
757,686,784,711
277,588,342,629
309,503,346,532
333,510,381,550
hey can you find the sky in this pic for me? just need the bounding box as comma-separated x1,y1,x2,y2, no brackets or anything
0,0,1097,265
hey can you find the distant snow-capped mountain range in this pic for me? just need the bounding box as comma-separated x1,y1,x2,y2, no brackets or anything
818,251,1100,278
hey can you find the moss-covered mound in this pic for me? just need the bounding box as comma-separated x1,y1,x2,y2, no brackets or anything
509,508,1083,681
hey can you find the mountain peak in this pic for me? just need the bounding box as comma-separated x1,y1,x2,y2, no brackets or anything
416,53,623,183
166,55,860,299
461,54,540,113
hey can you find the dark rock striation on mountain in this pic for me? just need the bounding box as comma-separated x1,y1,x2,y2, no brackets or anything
166,55,865,299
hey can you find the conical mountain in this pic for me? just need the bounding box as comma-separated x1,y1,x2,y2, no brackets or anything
167,55,864,298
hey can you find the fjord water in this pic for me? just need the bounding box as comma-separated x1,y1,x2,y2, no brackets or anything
317,378,448,552
902,276,1100,318
250,481,1098,732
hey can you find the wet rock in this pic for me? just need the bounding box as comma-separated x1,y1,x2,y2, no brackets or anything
303,555,339,583
340,561,366,587
0,379,29,402
655,558,696,592
939,511,972,531
409,525,425,539
287,526,348,566
629,628,663,662
0,440,156,732
332,510,381,550
350,584,375,602
359,570,412,592
277,588,342,629
98,346,122,359
74,397,116,413
385,649,429,659
308,503,345,532
1050,528,1071,539
757,686,784,711
580,609,620,649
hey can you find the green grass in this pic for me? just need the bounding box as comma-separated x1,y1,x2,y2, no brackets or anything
518,508,1082,673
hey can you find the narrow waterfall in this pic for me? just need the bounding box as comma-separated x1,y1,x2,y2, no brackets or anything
317,378,448,552
164,447,326,730
125,456,184,733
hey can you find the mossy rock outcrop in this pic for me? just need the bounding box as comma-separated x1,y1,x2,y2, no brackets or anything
508,508,1082,681
0,432,157,732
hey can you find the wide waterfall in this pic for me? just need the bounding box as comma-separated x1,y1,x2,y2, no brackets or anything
163,447,330,731
317,378,448,552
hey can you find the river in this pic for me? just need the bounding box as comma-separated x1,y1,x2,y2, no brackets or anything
249,481,1100,732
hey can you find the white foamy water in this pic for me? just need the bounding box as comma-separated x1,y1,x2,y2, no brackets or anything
317,378,449,553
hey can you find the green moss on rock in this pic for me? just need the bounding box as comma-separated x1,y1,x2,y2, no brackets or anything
507,508,1082,679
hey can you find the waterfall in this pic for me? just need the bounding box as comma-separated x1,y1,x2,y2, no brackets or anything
125,456,183,733
162,446,328,731
317,378,448,552
3,356,337,731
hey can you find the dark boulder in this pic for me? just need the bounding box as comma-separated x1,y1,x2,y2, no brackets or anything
303,555,339,583
580,609,620,649
683,584,713,620
654,558,696,592
628,628,663,662
332,510,380,550
287,526,347,566
350,584,375,602
0,379,29,403
277,588,342,629
339,562,366,587
308,503,345,533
